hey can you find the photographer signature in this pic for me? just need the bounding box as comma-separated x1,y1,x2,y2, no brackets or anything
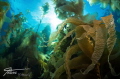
3,67,29,76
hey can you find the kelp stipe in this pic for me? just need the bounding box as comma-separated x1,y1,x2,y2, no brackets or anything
36,2,49,33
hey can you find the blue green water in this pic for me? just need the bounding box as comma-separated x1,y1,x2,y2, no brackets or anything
0,0,120,79
3,0,119,32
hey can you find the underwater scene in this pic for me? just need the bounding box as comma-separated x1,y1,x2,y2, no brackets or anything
0,0,120,79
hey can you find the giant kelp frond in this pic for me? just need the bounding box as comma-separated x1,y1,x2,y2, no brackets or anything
54,29,75,52
52,0,84,19
102,14,119,76
52,0,66,5
0,1,9,7
49,14,120,79
50,15,95,79
87,0,99,6
51,51,91,79
87,0,120,10
0,1,10,16
76,25,94,58
48,31,57,46
58,17,86,35
57,0,84,17
41,2,49,15
64,44,80,79
0,1,10,11
79,25,96,40
102,15,116,53
48,17,86,47
72,0,84,17
111,0,120,10
82,20,107,74
63,17,87,25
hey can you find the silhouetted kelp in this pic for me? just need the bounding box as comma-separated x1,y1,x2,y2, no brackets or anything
0,0,120,79
36,2,49,33
0,11,49,79
87,0,120,10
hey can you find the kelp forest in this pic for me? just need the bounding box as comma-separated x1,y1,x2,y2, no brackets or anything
0,0,120,79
